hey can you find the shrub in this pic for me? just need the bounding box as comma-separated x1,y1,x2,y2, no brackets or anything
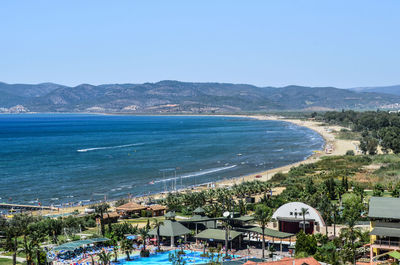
270,172,287,182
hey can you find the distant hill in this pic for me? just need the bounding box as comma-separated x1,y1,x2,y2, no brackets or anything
1,80,400,113
350,85,400,96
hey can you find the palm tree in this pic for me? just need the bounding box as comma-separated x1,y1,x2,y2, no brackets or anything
98,250,113,265
27,221,47,265
113,245,119,263
153,218,163,251
254,204,272,259
94,203,110,236
2,219,20,265
12,214,35,265
139,227,150,256
89,254,96,265
300,207,309,233
121,239,133,261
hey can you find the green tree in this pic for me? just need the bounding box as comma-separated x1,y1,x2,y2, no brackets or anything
153,219,163,251
121,239,133,261
139,227,150,257
373,183,385,197
342,194,364,264
391,182,400,198
2,217,21,265
94,203,110,236
300,207,309,233
98,251,113,265
254,204,272,259
295,230,317,257
360,136,378,155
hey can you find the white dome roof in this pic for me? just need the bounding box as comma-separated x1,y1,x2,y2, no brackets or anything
272,202,325,226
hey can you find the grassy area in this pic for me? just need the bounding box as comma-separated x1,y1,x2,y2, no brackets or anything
0,258,23,265
371,154,400,164
334,129,360,140
364,190,392,198
284,155,371,183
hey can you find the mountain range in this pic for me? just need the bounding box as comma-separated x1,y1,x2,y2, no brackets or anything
1,81,400,113
349,85,400,96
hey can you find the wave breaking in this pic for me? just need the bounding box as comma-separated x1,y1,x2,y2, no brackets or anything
154,165,237,183
77,143,144,152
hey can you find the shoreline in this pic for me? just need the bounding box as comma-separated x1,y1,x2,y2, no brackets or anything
26,114,358,214
132,114,358,202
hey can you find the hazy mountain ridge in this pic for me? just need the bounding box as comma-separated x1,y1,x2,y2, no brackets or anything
1,81,400,113
350,85,400,96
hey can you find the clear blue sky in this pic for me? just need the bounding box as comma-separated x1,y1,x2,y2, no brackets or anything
1,0,399,88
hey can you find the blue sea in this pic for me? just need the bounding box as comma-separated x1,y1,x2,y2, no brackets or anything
0,114,324,206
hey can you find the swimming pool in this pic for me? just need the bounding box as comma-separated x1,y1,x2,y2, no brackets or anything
118,250,230,265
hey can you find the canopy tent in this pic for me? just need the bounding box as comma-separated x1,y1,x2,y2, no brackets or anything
53,238,110,252
148,219,190,247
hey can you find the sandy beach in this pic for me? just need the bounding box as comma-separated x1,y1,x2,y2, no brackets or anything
209,115,359,186
129,114,359,202
38,114,359,214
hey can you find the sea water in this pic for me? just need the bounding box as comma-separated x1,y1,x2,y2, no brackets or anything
0,114,324,205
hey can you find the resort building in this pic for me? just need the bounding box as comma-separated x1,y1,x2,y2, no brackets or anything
100,211,120,224
148,211,190,247
179,207,217,233
146,204,167,216
115,202,147,217
271,202,325,234
195,228,244,250
369,197,400,264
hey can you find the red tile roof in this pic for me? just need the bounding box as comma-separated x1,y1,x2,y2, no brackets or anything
116,202,147,212
147,204,167,211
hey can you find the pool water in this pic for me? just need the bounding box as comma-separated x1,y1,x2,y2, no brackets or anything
118,250,229,265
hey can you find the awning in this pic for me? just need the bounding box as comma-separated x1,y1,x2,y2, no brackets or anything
370,227,400,238
195,229,242,241
388,251,400,260
53,240,92,251
232,216,254,222
87,237,110,243
53,238,110,252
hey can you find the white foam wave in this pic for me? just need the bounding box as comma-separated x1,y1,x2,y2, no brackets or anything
77,143,145,152
154,165,237,183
